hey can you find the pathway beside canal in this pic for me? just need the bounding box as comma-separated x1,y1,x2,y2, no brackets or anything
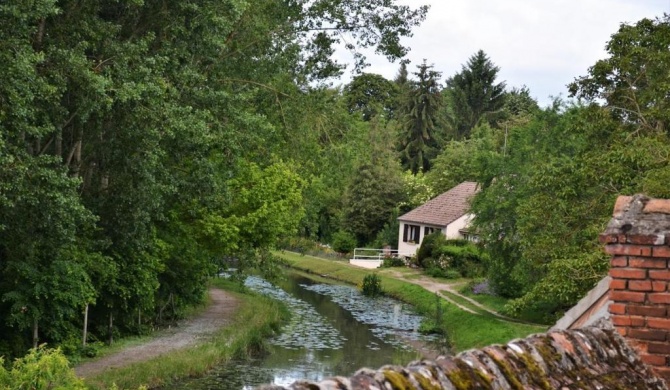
75,288,240,378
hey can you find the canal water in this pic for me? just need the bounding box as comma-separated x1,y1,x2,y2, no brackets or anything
172,272,437,389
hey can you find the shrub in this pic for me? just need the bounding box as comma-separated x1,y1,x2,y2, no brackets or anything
416,232,447,267
463,278,494,295
0,345,87,389
433,242,487,278
331,230,357,254
381,256,405,268
361,273,383,297
278,236,319,254
425,268,461,279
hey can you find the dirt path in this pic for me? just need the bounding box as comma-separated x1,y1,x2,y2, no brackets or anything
75,288,240,378
386,271,519,322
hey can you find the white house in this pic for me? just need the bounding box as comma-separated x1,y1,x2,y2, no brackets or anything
397,181,479,258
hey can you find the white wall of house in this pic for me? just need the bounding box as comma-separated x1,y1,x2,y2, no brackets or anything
397,221,441,257
398,214,474,257
445,213,473,239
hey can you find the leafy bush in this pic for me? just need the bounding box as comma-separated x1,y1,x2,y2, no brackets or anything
466,279,493,295
278,236,320,254
381,256,405,268
331,230,357,254
416,232,447,267
419,240,488,279
425,268,461,279
361,273,383,297
0,345,87,390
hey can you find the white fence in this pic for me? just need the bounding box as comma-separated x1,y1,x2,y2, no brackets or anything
348,248,411,269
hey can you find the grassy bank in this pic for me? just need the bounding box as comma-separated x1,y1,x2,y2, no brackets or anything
84,279,287,389
276,251,546,352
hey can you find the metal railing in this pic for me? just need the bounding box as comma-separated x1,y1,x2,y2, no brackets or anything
351,248,411,261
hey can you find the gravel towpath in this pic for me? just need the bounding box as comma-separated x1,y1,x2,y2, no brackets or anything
75,288,240,378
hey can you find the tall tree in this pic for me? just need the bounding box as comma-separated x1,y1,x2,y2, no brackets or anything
569,15,670,134
445,50,506,139
343,73,399,121
399,60,443,173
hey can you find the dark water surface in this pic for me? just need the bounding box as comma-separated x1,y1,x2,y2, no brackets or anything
171,272,434,389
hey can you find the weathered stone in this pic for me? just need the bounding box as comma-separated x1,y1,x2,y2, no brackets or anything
260,328,668,389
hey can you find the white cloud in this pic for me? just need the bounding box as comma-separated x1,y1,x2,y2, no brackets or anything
336,0,669,106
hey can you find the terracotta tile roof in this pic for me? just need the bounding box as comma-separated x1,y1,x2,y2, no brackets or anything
261,327,668,390
398,181,479,226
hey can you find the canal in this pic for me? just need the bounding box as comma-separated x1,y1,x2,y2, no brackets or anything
171,272,438,389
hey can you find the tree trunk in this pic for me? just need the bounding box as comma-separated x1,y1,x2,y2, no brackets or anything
32,318,38,348
56,129,62,161
108,312,113,345
171,293,176,319
82,303,89,347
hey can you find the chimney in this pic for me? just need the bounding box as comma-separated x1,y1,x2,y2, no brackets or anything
601,194,670,384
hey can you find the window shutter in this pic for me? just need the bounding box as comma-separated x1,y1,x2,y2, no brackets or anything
413,226,420,242
424,226,429,236
403,224,408,242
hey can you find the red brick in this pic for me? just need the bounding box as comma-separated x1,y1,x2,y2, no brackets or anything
650,270,670,280
653,246,670,258
653,281,668,292
612,315,645,327
616,327,627,337
626,339,649,353
649,293,670,304
648,342,670,355
628,328,668,341
604,244,652,257
610,290,646,303
610,256,628,267
628,234,666,245
609,303,627,314
643,199,670,214
629,280,653,291
629,257,667,269
599,234,618,244
648,318,670,330
609,268,647,279
609,279,627,290
627,305,667,317
613,195,633,216
640,353,667,366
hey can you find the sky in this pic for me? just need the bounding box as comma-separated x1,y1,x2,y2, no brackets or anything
336,0,669,107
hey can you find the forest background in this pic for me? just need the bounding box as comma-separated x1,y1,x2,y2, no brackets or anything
1,0,670,362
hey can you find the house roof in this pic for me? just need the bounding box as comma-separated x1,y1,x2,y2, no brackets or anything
260,327,667,390
398,181,479,226
552,276,611,331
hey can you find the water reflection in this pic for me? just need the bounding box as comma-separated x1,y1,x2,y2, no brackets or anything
171,273,432,389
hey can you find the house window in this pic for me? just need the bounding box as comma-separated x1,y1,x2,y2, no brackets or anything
424,226,440,236
403,224,420,243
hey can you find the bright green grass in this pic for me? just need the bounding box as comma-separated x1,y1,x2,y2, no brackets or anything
458,287,510,313
439,289,490,315
275,251,547,352
83,279,287,390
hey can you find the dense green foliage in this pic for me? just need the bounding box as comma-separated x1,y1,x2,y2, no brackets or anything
0,346,87,390
417,235,486,278
2,0,669,364
0,0,428,359
444,50,507,139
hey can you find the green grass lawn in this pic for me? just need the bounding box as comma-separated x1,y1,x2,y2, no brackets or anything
275,251,547,352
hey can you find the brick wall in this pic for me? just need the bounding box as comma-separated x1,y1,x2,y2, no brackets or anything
601,195,670,384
